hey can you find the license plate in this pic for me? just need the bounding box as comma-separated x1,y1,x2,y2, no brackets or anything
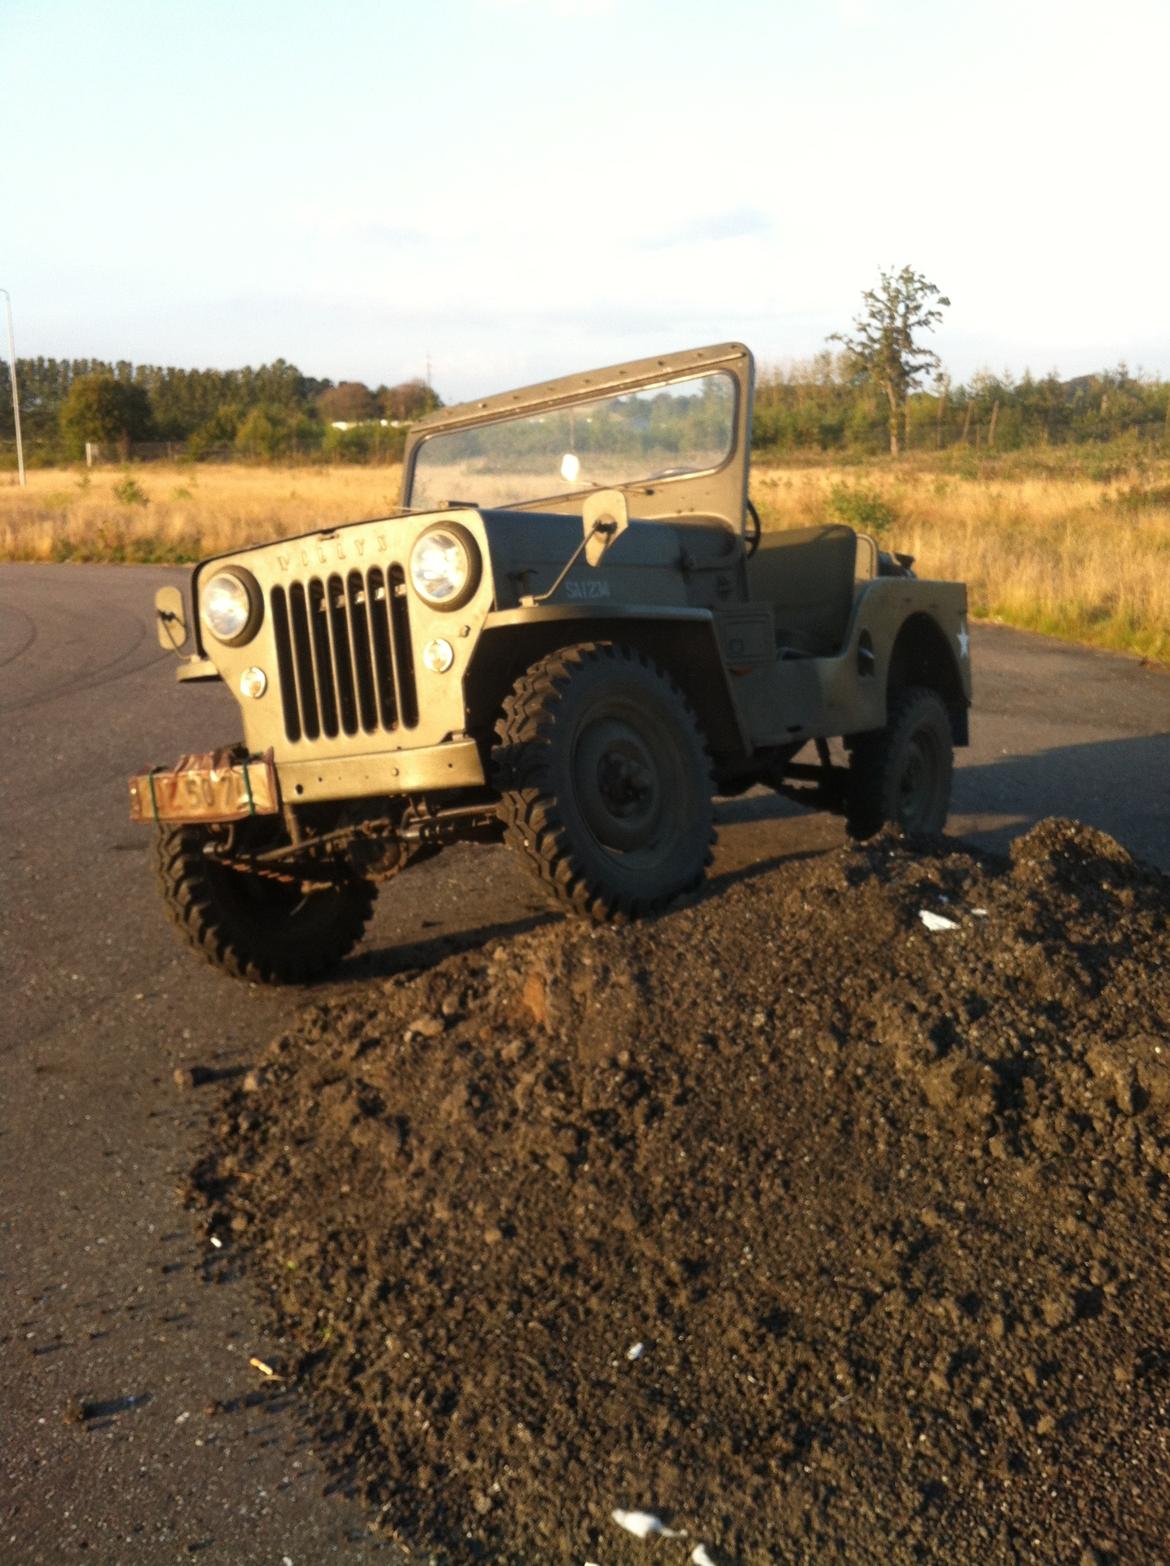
129,748,279,824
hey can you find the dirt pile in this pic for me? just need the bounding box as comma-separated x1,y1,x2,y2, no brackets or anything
188,822,1170,1565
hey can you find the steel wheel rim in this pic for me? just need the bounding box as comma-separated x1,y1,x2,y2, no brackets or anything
572,704,675,861
896,728,943,832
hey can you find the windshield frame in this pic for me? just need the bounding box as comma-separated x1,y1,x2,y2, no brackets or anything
405,369,739,516
401,342,755,535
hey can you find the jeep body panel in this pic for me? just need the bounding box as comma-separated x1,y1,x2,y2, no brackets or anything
734,577,971,746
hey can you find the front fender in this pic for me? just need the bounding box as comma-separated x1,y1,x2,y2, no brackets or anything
474,605,750,757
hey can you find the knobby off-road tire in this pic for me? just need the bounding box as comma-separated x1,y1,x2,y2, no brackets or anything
494,643,714,921
156,826,376,984
846,685,954,841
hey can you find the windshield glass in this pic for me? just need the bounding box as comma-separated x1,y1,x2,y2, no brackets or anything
408,370,735,511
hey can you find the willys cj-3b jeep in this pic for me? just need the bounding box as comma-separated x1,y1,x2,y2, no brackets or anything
130,343,972,983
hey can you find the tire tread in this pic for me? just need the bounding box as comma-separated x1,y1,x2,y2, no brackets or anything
494,642,714,921
155,827,374,984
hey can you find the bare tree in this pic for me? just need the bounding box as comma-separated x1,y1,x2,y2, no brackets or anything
379,378,442,422
316,381,377,423
829,266,950,456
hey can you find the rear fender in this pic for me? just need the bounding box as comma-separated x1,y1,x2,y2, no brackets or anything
848,582,972,744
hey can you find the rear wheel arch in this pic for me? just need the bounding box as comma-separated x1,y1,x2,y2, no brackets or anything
886,611,969,745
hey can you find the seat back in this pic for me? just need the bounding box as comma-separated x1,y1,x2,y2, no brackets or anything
746,523,858,655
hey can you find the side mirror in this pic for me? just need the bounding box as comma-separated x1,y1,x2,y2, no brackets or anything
155,585,188,650
582,489,629,567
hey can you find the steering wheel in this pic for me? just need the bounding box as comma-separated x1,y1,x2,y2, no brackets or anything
744,497,762,557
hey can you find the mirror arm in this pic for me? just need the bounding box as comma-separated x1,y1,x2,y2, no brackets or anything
520,520,612,608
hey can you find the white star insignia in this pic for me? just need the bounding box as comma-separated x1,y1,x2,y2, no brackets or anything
957,624,970,659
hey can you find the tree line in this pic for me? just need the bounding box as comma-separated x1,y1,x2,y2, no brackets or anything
753,356,1170,456
1,330,1168,468
0,357,442,463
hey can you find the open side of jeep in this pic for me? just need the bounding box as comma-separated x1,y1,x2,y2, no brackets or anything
132,342,971,983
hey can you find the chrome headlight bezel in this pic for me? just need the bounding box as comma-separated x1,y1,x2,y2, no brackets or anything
200,566,263,647
408,523,480,611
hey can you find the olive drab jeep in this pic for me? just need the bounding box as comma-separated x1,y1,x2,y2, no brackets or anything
131,343,972,983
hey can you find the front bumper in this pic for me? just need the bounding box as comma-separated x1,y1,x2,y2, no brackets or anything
273,736,486,804
130,737,486,825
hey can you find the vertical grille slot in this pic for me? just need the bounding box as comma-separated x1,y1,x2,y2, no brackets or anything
288,582,320,740
270,587,301,742
326,572,358,736
388,565,419,729
269,563,419,743
346,570,379,733
366,567,399,729
308,577,340,737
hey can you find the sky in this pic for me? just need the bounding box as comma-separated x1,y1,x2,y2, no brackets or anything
4,0,1169,404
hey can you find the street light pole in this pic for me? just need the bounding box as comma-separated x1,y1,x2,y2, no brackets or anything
0,288,26,487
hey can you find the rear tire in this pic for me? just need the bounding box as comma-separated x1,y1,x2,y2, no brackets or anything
156,825,375,984
846,686,954,841
494,642,714,921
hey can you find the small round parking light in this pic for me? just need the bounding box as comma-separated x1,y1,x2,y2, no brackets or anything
422,638,455,674
239,666,268,699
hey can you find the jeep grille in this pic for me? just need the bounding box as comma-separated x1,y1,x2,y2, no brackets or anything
270,567,419,743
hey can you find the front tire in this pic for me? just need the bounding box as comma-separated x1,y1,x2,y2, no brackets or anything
494,643,714,921
156,825,375,984
846,686,954,841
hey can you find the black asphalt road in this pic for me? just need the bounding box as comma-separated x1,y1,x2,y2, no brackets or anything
2,563,1167,1566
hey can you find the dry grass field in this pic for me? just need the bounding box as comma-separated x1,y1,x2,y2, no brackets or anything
752,465,1170,664
0,464,406,565
2,459,1168,663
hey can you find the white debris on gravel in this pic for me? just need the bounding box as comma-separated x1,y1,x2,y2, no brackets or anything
691,1546,718,1566
625,1341,645,1361
919,909,960,932
611,1509,685,1539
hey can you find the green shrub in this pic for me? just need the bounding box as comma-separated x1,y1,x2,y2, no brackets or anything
826,481,896,535
322,422,408,464
234,406,323,461
113,476,149,506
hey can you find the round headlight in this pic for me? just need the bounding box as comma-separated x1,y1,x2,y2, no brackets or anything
201,568,262,646
408,524,480,609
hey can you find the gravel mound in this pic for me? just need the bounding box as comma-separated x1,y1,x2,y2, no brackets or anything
188,822,1170,1565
